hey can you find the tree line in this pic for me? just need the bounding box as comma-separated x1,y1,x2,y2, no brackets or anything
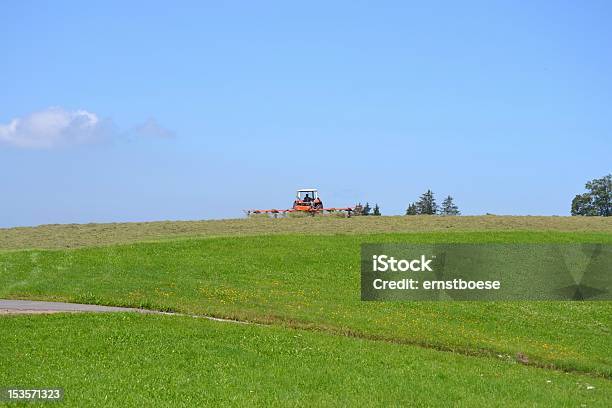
406,190,460,216
352,173,610,217
354,191,460,216
353,202,381,216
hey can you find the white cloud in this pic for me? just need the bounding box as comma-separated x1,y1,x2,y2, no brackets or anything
133,118,176,139
0,108,176,149
0,107,111,149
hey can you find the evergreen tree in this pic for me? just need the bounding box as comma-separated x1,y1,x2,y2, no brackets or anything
415,190,437,215
440,195,460,216
405,203,417,215
372,203,381,216
362,202,371,216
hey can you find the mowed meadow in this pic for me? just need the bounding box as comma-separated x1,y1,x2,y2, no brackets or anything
2,214,612,249
1,216,611,406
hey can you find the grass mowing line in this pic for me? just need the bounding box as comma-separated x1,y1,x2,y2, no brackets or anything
129,307,612,380
3,296,608,380
245,314,612,380
136,303,612,380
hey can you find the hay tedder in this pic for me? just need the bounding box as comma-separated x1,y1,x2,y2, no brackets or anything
247,188,354,217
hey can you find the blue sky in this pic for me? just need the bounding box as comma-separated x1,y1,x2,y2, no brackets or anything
1,1,610,227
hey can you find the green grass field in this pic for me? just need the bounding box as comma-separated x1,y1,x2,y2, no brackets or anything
1,313,610,407
1,216,611,406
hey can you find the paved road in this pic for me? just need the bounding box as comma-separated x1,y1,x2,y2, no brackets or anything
0,299,249,325
0,299,149,314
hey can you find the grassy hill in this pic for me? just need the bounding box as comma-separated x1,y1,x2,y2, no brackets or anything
2,215,611,250
1,216,610,406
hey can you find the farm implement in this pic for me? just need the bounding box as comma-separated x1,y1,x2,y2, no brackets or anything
247,188,354,217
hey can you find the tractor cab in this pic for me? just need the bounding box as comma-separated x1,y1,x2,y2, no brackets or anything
293,188,323,210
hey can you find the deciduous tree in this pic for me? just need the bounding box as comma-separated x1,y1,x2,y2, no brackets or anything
571,174,611,216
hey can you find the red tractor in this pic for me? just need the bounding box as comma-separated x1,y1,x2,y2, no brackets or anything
247,188,353,217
